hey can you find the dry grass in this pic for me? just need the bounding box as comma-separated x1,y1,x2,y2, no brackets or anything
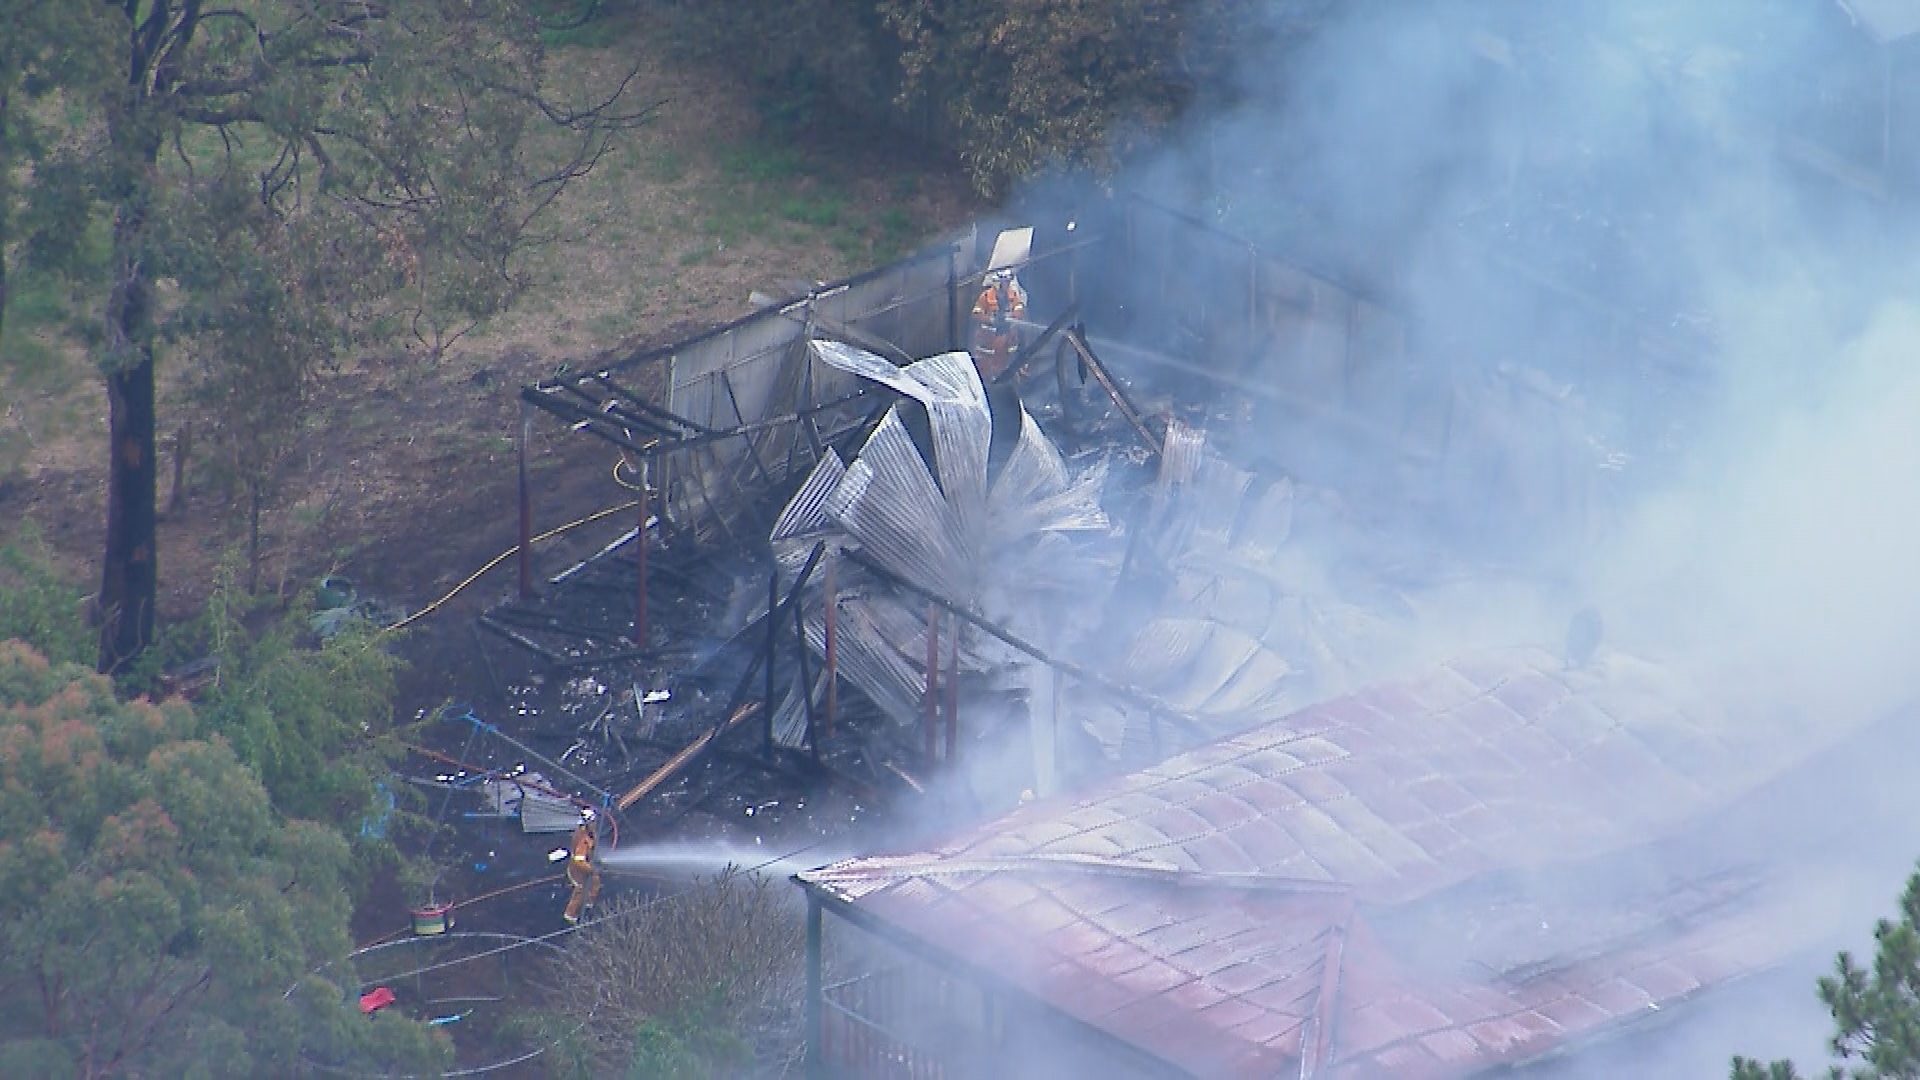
542,868,807,1075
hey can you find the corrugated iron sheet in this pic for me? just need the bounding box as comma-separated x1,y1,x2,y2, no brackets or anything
808,592,939,727
825,409,973,602
772,450,848,579
800,649,1834,1078
810,342,992,527
773,341,1112,733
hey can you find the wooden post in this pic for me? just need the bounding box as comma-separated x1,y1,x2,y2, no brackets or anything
516,403,532,601
823,557,838,740
924,602,940,762
634,459,649,645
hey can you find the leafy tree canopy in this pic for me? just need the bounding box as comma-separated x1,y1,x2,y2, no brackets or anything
0,640,447,1077
668,0,1325,196
1734,865,1920,1080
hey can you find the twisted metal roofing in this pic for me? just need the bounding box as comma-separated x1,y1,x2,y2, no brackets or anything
799,648,1821,1077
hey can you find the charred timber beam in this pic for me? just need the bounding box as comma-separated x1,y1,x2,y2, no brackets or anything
478,613,564,665
550,526,640,586
488,605,631,642
541,644,694,673
528,387,883,462
1065,327,1161,457
614,699,762,812
845,551,1204,738
991,302,1079,387
650,389,880,457
595,558,729,605
520,388,659,457
802,314,916,367
550,379,686,440
587,372,717,435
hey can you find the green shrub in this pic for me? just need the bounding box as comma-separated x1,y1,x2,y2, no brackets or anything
0,524,92,668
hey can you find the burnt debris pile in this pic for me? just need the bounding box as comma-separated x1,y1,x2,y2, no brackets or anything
452,194,1665,848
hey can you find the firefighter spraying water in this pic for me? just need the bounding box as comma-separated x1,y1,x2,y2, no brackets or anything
968,226,1034,380
970,268,1028,380
562,812,603,923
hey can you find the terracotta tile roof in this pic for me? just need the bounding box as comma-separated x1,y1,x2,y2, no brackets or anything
798,648,1820,1077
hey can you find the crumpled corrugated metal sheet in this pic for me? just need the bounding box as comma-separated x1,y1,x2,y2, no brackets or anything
773,341,1110,728
770,450,846,577
824,408,974,602
809,341,1108,593
795,590,991,728
1119,617,1302,720
813,342,992,537
771,669,818,749
799,648,1830,1079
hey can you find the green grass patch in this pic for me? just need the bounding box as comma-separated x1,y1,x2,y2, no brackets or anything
702,206,769,248
778,193,846,228
648,147,687,184
875,205,918,260
586,312,629,340
0,523,94,668
5,275,70,335
718,142,804,185
1,276,84,397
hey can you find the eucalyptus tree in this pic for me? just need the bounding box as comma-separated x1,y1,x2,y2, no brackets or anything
0,640,449,1076
6,0,647,672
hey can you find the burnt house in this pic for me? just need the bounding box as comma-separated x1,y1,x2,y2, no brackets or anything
500,191,1689,841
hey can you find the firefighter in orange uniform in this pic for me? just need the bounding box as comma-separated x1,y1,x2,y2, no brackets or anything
562,814,602,923
970,269,1028,381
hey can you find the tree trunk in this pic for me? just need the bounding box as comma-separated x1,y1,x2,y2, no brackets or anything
97,159,160,674
99,346,159,673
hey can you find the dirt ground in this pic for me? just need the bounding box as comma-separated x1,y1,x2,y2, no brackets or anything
0,14,981,691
